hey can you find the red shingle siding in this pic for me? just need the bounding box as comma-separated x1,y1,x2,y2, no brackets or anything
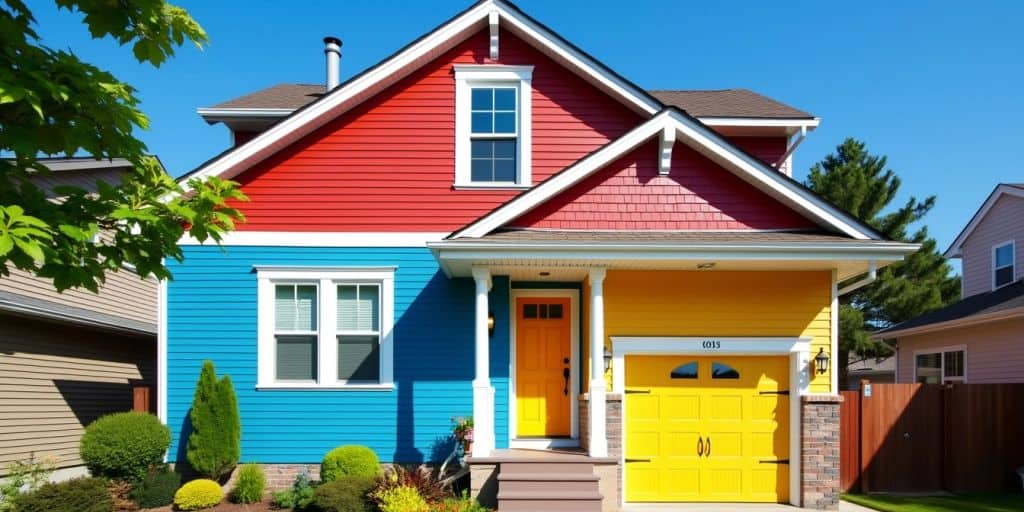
229,27,641,232
727,136,788,166
510,140,818,231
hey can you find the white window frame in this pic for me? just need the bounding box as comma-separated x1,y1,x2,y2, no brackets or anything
992,240,1015,290
454,65,533,189
913,345,966,384
256,266,395,391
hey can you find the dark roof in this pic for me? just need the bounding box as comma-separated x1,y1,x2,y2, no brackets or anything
459,229,875,244
206,84,814,120
876,280,1024,336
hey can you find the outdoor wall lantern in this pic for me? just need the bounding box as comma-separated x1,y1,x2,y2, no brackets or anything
487,311,495,336
603,345,613,372
815,347,830,375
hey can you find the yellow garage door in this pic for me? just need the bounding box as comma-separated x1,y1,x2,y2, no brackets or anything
624,355,789,503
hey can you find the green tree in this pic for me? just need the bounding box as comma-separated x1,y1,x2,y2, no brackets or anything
186,361,241,481
0,0,245,292
805,138,960,383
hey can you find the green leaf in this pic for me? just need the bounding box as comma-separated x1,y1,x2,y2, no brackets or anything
14,238,45,263
0,236,14,256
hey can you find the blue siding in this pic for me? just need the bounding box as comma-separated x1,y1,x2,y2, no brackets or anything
166,246,510,464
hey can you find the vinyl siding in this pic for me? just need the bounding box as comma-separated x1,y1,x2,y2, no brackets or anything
166,246,510,464
961,195,1024,297
0,267,157,328
229,26,642,232
597,270,834,393
0,314,154,471
895,317,1024,383
727,136,788,166
509,141,817,231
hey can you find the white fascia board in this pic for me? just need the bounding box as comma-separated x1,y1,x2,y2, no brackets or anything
698,117,820,130
179,231,449,247
944,184,1024,258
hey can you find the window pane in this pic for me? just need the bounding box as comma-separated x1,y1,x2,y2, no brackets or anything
357,285,379,331
471,88,492,110
493,139,516,159
996,266,1014,287
944,351,964,378
916,353,941,384
275,284,316,331
274,285,295,330
337,285,379,332
493,88,516,110
548,304,563,319
276,335,317,381
995,244,1013,267
523,304,537,318
338,335,380,382
337,285,357,330
493,159,516,182
711,362,739,379
670,362,698,379
494,112,516,134
471,140,491,158
471,112,492,133
471,158,492,182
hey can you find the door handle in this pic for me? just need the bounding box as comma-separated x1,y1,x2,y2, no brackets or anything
697,436,704,457
705,436,711,458
562,367,570,396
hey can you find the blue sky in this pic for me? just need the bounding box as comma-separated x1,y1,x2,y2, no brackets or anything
29,1,1024,262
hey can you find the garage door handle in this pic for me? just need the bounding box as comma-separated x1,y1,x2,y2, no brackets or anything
697,437,704,456
624,388,650,394
625,458,650,463
705,436,711,458
759,459,790,464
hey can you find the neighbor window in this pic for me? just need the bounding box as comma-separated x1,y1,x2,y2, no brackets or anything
256,267,395,390
915,348,965,384
994,242,1015,289
454,65,533,188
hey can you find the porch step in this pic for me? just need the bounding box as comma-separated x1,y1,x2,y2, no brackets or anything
497,472,600,493
496,491,604,512
492,454,603,512
499,461,597,475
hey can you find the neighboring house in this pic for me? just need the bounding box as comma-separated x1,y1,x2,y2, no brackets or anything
0,158,158,479
165,1,917,509
876,183,1024,384
845,352,895,389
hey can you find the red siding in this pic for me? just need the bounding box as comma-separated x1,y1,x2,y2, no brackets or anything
510,140,818,231
229,27,642,232
727,136,788,166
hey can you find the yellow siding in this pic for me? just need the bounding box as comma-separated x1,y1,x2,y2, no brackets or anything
588,270,833,394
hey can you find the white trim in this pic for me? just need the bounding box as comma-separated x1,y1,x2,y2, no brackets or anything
992,240,1016,290
452,110,880,240
945,184,1024,257
157,277,168,432
488,10,500,60
831,269,839,394
255,267,395,390
587,267,608,457
658,124,674,176
179,0,661,193
472,267,495,456
197,107,296,120
912,345,967,384
611,336,811,507
508,288,581,443
454,65,533,188
180,231,448,247
699,117,820,129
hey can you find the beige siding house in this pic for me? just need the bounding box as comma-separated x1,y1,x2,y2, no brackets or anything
876,184,1024,384
0,158,157,478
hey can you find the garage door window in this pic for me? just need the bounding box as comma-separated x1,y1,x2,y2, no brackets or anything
670,361,698,379
711,362,740,379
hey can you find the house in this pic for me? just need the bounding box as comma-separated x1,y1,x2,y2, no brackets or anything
164,1,918,509
875,183,1024,384
0,158,158,480
844,352,895,389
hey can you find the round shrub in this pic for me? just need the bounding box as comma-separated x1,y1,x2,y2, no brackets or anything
377,485,428,512
311,476,375,512
321,445,380,482
79,411,171,481
12,477,112,512
130,464,181,508
173,479,223,511
229,464,265,504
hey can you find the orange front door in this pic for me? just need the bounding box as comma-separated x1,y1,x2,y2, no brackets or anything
515,297,572,437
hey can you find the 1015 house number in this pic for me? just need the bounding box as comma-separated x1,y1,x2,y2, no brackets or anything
701,340,721,350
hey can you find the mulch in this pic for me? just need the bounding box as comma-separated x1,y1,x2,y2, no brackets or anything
142,497,277,511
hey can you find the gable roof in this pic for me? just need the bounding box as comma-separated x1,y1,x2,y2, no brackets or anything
945,183,1024,258
873,280,1024,339
201,84,815,121
451,109,884,240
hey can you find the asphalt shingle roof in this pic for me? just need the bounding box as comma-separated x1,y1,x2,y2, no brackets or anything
876,280,1024,336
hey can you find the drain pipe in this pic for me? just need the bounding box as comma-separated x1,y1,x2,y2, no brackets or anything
838,260,877,295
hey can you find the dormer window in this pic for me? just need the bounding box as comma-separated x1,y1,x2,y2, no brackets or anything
454,65,533,188
994,241,1015,289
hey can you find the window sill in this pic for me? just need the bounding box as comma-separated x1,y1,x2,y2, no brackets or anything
453,183,531,191
255,383,395,392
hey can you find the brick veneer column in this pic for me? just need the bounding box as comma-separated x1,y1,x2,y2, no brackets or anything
801,394,842,510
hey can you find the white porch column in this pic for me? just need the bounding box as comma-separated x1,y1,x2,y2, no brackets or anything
471,267,495,457
588,267,608,457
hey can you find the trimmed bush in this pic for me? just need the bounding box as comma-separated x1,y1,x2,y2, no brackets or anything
79,411,171,481
321,445,380,482
229,464,265,504
12,477,111,512
130,464,180,508
377,485,428,512
187,360,241,480
310,477,374,512
173,479,223,511
372,465,448,506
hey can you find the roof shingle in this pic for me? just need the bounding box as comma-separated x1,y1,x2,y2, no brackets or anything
876,280,1024,336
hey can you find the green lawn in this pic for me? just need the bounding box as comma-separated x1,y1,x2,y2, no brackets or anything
842,492,1024,512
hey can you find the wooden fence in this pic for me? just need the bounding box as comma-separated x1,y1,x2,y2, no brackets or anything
841,382,1024,493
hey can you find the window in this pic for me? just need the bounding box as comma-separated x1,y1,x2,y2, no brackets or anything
711,362,740,379
670,362,698,379
454,65,533,188
256,267,395,390
994,242,1015,289
915,348,965,384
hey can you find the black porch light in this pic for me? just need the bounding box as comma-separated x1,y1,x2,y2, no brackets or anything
603,345,613,372
814,347,830,375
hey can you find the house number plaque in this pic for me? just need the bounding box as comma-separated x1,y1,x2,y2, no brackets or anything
701,340,721,350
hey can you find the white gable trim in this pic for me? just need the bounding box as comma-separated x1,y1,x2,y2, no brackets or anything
180,0,661,193
453,110,880,240
944,184,1024,258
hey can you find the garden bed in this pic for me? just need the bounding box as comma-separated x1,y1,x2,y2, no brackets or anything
143,496,275,511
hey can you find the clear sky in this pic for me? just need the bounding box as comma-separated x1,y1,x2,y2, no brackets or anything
28,0,1024,264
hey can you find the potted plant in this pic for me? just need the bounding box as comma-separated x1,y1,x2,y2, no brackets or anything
451,417,474,454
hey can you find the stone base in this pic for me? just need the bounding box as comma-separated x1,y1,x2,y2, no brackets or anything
801,394,842,510
469,463,498,509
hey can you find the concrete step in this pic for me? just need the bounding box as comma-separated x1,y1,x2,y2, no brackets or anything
497,472,600,493
497,490,604,512
499,461,597,475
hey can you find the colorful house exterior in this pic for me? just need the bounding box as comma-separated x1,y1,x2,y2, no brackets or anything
876,183,1024,384
163,1,918,509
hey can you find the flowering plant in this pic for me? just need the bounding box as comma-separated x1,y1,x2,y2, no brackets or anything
451,416,474,444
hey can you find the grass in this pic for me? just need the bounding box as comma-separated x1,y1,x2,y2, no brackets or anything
842,492,1024,512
